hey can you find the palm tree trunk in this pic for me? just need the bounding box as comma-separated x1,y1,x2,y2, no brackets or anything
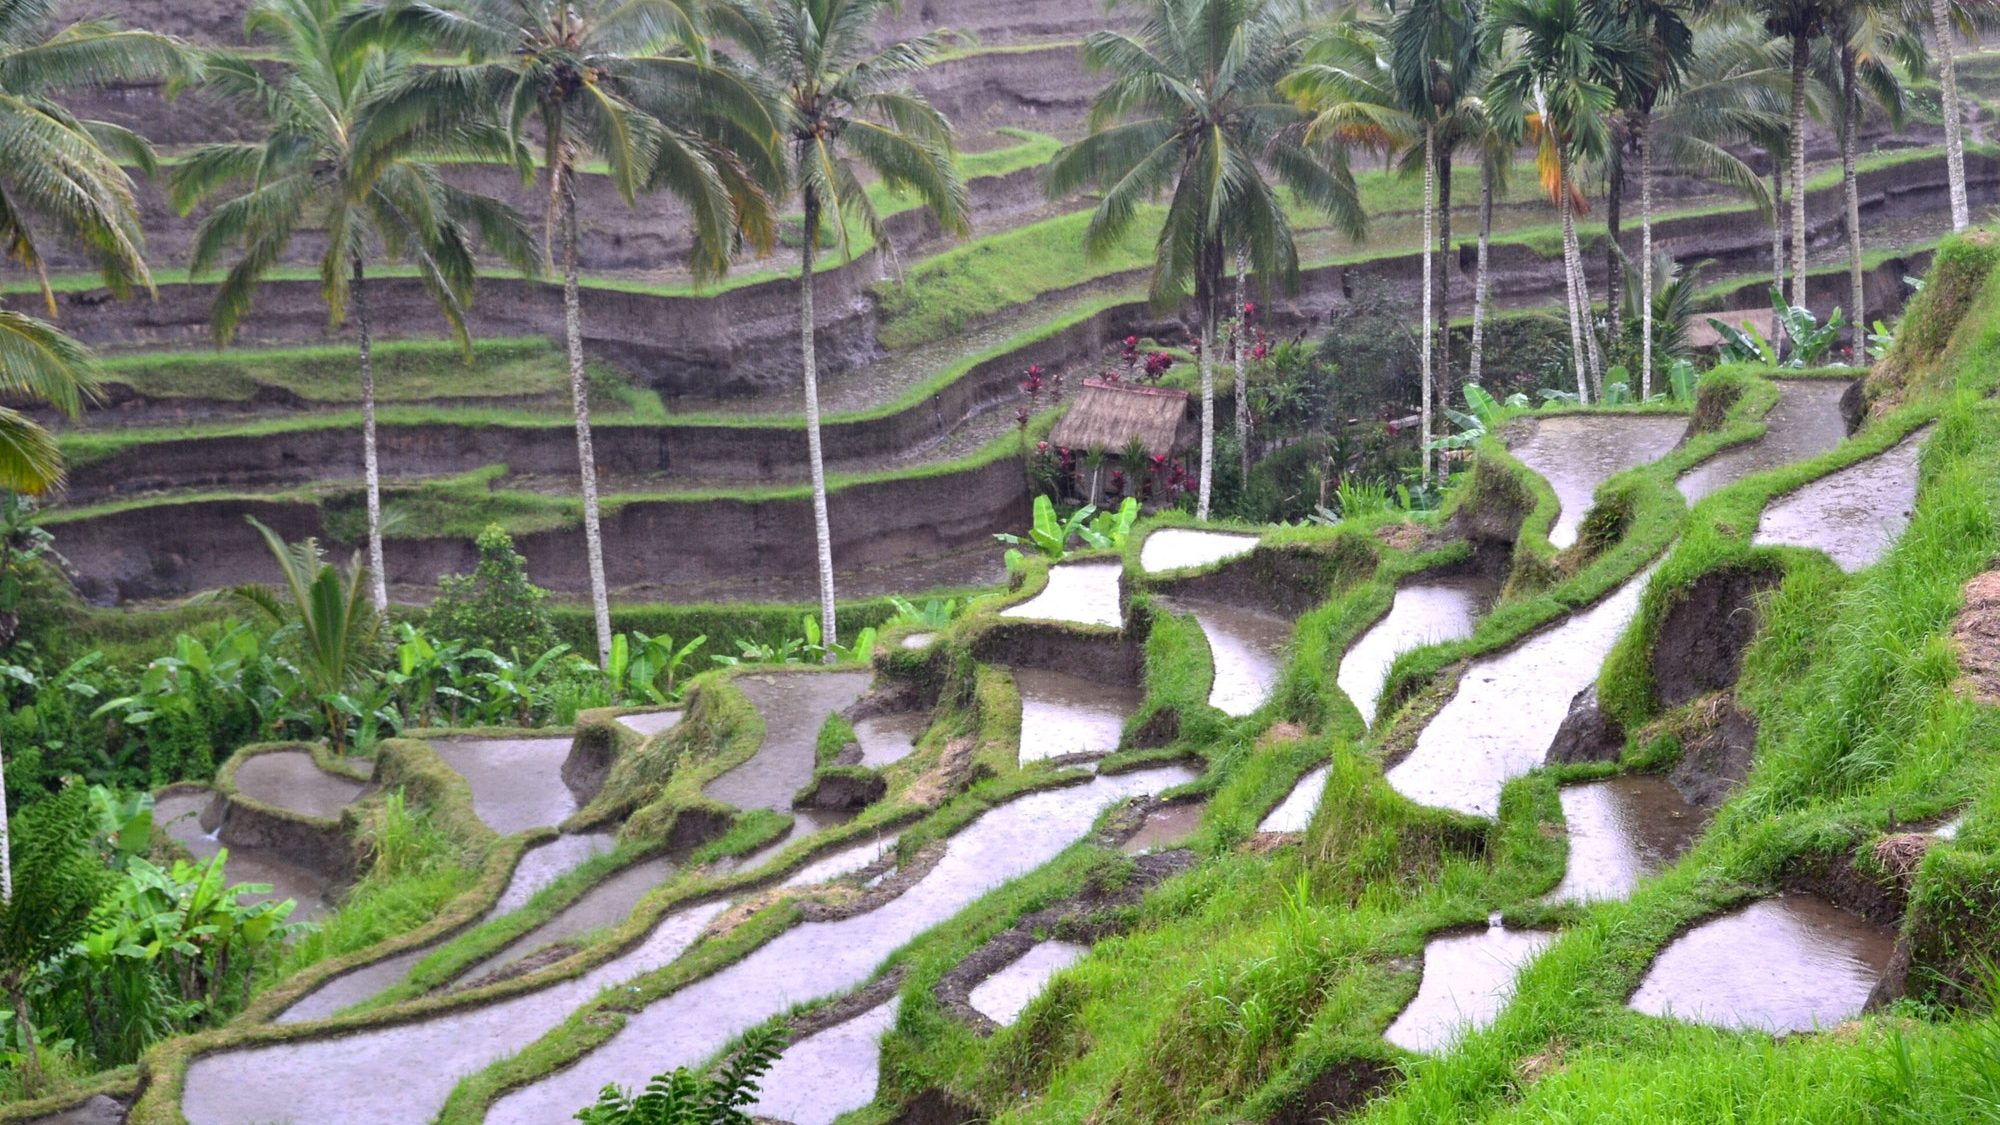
800,192,839,653
1470,158,1494,387
1420,125,1435,485
1639,113,1655,399
1234,250,1248,486
9,979,38,1096
1934,0,1970,230
1606,140,1624,350
1558,156,1589,404
1197,300,1216,520
559,167,612,670
1772,162,1786,291
1842,44,1865,343
1565,196,1603,398
1790,28,1811,310
1436,149,1453,410
353,258,387,615
1,733,11,908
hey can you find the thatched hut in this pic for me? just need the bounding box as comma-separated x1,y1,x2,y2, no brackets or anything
1049,379,1194,458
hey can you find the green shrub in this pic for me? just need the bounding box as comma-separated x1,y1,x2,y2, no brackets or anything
426,525,558,659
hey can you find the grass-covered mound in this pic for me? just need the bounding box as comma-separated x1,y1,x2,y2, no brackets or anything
855,232,2000,1124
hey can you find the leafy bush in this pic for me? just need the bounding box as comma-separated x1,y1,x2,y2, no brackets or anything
576,1023,786,1124
427,524,559,659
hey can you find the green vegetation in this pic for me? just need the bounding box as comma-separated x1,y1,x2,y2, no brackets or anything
93,339,572,406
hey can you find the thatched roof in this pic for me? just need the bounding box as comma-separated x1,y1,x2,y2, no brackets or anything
1049,379,1191,456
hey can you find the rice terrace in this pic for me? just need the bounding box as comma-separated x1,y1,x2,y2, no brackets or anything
7,0,2000,1121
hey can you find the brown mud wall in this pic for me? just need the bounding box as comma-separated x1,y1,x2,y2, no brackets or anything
27,149,1991,407
55,453,1030,604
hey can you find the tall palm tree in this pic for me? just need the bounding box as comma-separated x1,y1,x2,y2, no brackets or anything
1486,0,1640,403
1052,0,1364,521
1633,16,1780,392
1828,2,1922,335
1756,0,1835,309
172,0,537,616
349,0,783,667
0,6,191,993
0,0,193,492
721,0,966,653
1388,0,1486,481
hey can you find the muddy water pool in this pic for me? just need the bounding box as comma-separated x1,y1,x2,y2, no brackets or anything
1336,577,1495,727
1627,895,1895,1033
230,750,364,819
705,671,874,815
487,764,1197,1122
1138,528,1258,573
1012,667,1142,762
1754,426,1928,571
155,790,337,922
1161,597,1291,717
275,832,618,1024
969,940,1089,1027
180,901,728,1125
1677,380,1853,503
749,1000,900,1125
1259,766,1329,834
1549,777,1706,903
1124,801,1205,854
1385,925,1555,1053
1386,566,1656,817
431,737,579,836
1001,562,1123,628
1509,415,1687,549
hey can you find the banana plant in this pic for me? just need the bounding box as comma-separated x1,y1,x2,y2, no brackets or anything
1771,286,1845,367
1078,497,1140,551
994,495,1101,571
802,616,876,665
609,631,707,705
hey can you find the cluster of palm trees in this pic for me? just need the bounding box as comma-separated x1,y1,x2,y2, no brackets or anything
1,0,1989,666
1055,0,1988,495
2,0,967,668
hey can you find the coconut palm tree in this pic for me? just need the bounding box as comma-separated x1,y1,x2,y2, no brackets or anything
1827,2,1923,335
1052,0,1364,521
0,0,193,492
1391,0,1485,478
348,0,784,667
171,0,538,616
1754,0,1837,308
1630,16,1781,392
719,0,967,653
1486,0,1641,402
